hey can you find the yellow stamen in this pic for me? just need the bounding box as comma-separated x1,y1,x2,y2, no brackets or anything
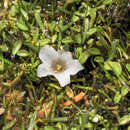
53,64,62,73
57,64,62,71
51,58,66,73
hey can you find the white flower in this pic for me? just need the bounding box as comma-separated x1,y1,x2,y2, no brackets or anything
37,45,84,87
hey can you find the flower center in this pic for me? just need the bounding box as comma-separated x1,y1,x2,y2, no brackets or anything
51,58,66,73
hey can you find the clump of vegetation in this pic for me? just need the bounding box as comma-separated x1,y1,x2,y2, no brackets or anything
0,0,130,129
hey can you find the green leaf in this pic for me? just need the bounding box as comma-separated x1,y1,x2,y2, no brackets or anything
87,28,97,36
84,122,93,129
103,0,112,5
88,48,101,55
98,89,111,101
51,35,57,43
104,62,111,70
72,15,79,22
48,117,68,122
126,64,130,73
16,18,28,31
12,40,22,55
0,44,9,52
114,91,122,103
44,126,56,130
74,47,82,58
121,86,129,96
99,35,110,49
104,61,122,76
59,25,70,32
20,8,28,20
74,47,88,64
34,12,45,33
94,56,104,63
89,8,97,28
79,52,87,64
119,115,130,125
107,41,117,61
49,21,56,34
127,31,130,40
75,34,82,44
37,38,51,46
110,62,122,76
10,5,18,17
56,122,67,130
22,32,31,41
62,37,74,44
33,29,39,43
2,119,17,130
82,18,89,44
17,50,29,57
87,39,94,45
0,55,4,71
0,22,6,33
28,112,37,130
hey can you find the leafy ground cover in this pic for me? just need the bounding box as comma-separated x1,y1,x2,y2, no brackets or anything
0,0,130,129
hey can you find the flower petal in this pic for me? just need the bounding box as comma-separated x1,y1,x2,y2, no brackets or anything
67,60,84,75
39,45,58,64
59,51,73,63
54,72,70,87
37,63,52,77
